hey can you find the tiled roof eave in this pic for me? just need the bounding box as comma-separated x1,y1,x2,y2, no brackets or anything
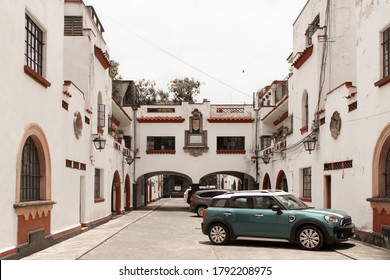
207,117,254,123
137,116,185,123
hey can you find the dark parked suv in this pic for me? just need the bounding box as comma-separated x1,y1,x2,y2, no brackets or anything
189,189,231,217
201,190,355,250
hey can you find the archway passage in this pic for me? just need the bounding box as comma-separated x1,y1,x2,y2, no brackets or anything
111,171,121,214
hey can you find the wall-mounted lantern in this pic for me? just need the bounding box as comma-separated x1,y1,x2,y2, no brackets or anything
303,136,317,154
92,134,107,151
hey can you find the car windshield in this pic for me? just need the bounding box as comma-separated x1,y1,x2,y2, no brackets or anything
274,194,309,210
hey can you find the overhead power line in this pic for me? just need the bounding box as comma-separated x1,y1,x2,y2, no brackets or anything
95,9,253,99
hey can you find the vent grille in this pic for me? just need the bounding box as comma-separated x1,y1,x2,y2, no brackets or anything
64,16,83,36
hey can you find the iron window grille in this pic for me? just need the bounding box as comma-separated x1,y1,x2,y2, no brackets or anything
302,167,312,198
383,27,390,78
94,169,101,198
98,104,105,128
21,137,40,201
25,14,44,75
385,148,390,197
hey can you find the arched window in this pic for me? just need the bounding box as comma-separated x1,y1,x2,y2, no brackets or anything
304,93,309,127
386,148,390,197
20,137,40,201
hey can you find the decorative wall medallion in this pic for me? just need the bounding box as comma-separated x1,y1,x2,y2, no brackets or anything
73,111,83,139
330,111,341,139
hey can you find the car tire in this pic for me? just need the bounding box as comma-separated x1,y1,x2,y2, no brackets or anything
297,225,324,250
208,223,230,245
196,206,206,217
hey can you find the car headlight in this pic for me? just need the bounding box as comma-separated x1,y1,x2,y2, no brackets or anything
324,215,339,224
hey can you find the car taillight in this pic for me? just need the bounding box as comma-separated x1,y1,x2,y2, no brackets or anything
190,195,195,202
202,209,206,221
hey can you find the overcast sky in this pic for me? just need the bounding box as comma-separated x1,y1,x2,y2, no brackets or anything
86,0,308,104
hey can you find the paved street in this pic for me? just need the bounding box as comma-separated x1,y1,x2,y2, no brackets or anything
24,198,390,260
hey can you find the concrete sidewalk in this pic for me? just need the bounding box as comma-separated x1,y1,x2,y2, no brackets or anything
23,199,167,260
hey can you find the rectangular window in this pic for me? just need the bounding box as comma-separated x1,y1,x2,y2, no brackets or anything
147,136,175,151
94,169,101,198
217,137,245,151
260,136,272,150
98,104,105,128
25,14,44,75
302,167,312,198
383,27,390,78
306,15,320,45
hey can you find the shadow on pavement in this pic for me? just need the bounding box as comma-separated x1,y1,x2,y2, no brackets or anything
199,238,356,252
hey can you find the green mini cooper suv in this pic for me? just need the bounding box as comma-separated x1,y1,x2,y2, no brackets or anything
201,190,355,250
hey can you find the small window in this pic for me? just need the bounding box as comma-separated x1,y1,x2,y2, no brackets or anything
217,137,245,151
98,104,105,128
25,14,44,75
383,27,390,78
302,167,312,198
306,15,320,45
94,168,101,199
260,136,272,150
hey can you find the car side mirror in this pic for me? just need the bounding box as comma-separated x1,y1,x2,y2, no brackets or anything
271,205,282,214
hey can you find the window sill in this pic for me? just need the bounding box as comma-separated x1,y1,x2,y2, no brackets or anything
374,75,390,88
94,197,105,203
216,150,246,154
14,200,56,220
146,150,176,154
300,197,312,203
24,65,51,88
300,125,308,134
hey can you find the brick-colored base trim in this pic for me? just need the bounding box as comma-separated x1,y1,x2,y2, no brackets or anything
52,225,82,239
81,214,112,228
0,248,17,259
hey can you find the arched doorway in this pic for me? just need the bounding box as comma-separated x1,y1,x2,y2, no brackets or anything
262,174,271,189
111,171,121,214
125,175,131,211
276,170,288,191
15,124,53,245
370,123,390,233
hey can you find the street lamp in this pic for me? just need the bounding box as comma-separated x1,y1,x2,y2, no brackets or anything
125,156,135,165
260,155,271,165
303,136,317,154
92,134,107,151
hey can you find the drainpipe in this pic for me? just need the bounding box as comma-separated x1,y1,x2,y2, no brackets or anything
132,106,138,209
254,94,260,188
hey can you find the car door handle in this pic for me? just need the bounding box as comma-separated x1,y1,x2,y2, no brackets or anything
255,214,264,218
223,212,232,216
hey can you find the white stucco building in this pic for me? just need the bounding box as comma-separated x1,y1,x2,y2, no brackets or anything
0,0,142,259
2,0,390,259
256,0,390,247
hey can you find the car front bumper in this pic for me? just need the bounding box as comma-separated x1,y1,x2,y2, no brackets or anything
333,223,355,240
